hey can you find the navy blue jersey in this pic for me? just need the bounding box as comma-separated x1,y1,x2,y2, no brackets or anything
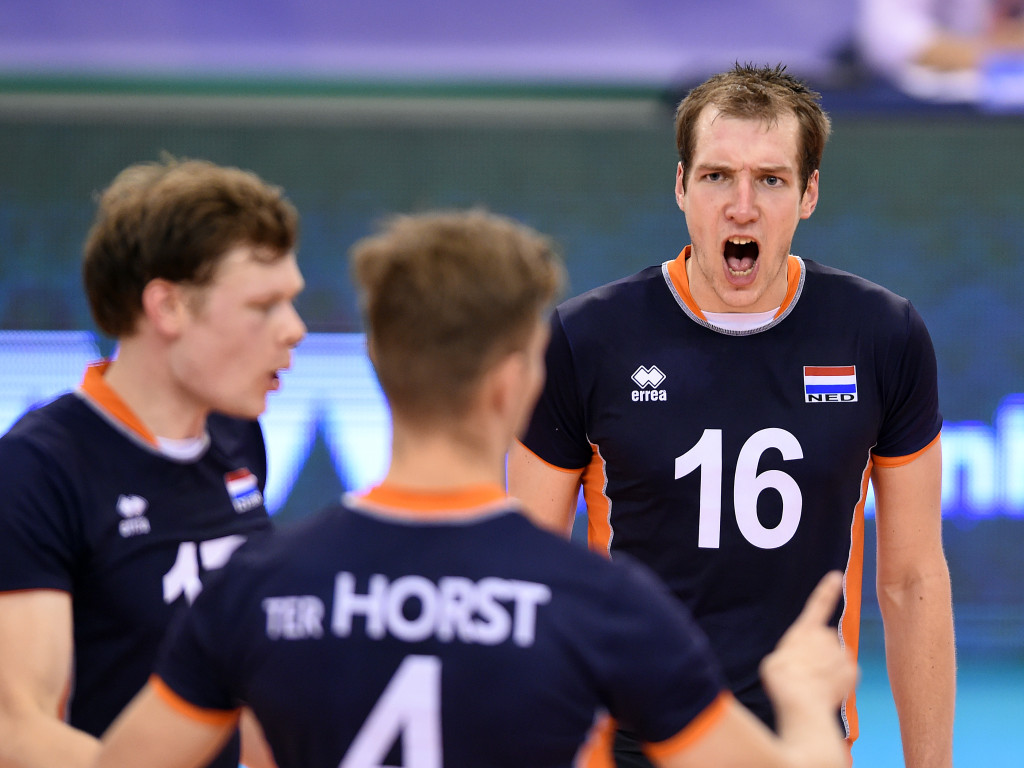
0,363,272,767
154,484,729,768
520,249,942,739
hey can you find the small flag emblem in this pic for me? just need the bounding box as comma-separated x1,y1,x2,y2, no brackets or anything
224,468,264,513
804,365,858,403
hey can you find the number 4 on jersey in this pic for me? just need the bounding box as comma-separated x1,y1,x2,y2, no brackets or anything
675,428,803,549
161,535,248,605
340,655,442,768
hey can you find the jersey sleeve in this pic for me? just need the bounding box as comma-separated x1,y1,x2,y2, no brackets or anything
583,555,728,745
0,429,80,593
872,299,943,460
154,565,245,715
520,308,594,470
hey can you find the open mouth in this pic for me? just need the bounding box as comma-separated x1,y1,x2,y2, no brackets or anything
724,237,759,277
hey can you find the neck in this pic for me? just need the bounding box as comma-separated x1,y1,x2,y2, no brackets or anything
103,337,207,440
384,420,508,491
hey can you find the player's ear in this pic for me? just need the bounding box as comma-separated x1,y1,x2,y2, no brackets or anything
481,350,527,427
140,278,188,337
675,162,687,212
800,169,819,219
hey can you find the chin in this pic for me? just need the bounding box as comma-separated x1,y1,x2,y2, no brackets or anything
216,399,266,421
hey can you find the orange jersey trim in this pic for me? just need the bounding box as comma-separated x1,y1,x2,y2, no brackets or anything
642,690,733,761
356,483,510,519
79,361,159,447
576,713,617,768
871,433,940,468
777,254,802,317
665,246,704,319
581,443,613,557
513,439,587,475
665,246,803,319
839,456,871,743
150,675,241,727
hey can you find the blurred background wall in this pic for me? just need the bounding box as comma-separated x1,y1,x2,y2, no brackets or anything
1,1,1022,763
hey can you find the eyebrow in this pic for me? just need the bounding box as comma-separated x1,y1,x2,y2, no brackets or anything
695,163,795,174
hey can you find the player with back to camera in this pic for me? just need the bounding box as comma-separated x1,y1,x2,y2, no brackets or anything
0,158,306,768
507,63,955,768
92,209,855,768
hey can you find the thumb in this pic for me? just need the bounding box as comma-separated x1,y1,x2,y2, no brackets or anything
789,571,843,631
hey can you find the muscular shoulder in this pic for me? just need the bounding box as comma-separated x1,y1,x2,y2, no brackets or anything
801,259,916,325
557,266,667,332
0,393,94,467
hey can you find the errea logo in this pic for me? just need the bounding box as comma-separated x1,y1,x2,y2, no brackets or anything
117,494,152,537
631,365,667,402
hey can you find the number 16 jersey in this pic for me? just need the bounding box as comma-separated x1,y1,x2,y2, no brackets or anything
520,248,942,740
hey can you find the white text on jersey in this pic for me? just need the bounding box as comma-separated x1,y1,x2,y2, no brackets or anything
262,573,553,647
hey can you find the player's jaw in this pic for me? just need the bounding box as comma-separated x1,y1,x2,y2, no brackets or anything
211,358,293,421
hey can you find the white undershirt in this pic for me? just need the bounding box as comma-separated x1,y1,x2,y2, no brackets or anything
156,434,210,461
702,308,780,332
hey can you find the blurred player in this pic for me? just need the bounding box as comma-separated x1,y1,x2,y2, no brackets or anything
0,158,306,768
508,63,955,768
93,209,855,768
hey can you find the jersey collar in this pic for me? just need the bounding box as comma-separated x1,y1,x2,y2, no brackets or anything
355,483,512,520
665,245,803,321
78,361,159,447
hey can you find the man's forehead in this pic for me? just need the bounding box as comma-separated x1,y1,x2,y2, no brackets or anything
692,107,801,163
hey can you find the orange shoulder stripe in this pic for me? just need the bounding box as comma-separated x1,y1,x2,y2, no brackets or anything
871,433,941,468
149,675,241,727
513,439,587,474
642,691,733,761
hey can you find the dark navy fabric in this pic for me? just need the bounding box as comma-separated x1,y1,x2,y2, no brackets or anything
0,392,271,768
158,501,727,768
522,256,941,728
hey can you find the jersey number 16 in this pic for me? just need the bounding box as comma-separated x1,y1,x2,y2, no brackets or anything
675,428,803,549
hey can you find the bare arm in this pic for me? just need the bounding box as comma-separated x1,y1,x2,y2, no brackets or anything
239,709,277,768
654,573,857,768
872,439,954,768
94,682,236,768
507,440,582,536
0,590,100,768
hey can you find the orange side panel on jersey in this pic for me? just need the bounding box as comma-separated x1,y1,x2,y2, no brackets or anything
643,691,732,762
79,361,159,447
576,714,617,768
872,432,940,469
150,675,241,727
582,444,613,557
840,457,871,743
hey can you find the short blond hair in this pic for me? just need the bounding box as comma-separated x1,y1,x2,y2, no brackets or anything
351,209,564,422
